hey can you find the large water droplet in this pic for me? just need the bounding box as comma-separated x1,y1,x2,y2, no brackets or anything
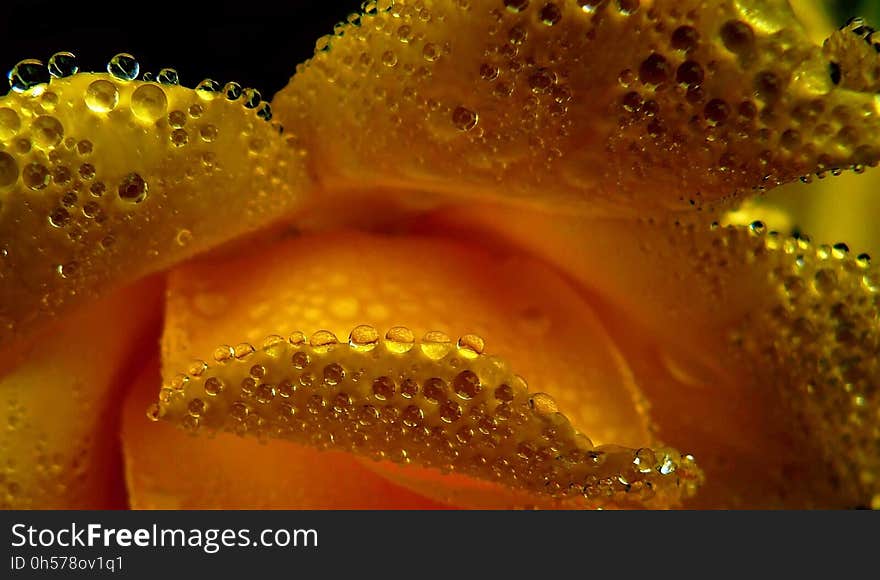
85,80,120,113
8,59,48,93
131,84,168,123
157,68,179,85
47,52,78,78
117,172,149,203
107,53,139,81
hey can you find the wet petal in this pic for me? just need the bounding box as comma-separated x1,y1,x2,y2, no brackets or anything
122,360,445,509
153,231,699,508
424,204,879,507
0,278,161,508
0,73,307,347
275,0,880,215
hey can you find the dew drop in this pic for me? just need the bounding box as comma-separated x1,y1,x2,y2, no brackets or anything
224,81,242,100
0,108,21,140
452,106,478,131
195,79,221,99
421,331,452,360
48,52,78,78
117,172,149,203
7,59,48,93
107,53,140,80
30,115,64,149
85,80,119,113
385,326,415,354
157,68,179,85
242,88,262,109
22,162,50,190
539,2,562,25
131,84,168,123
349,324,379,351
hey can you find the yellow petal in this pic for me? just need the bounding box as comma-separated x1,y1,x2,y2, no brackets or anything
0,277,161,508
423,203,879,507
275,0,880,216
153,231,700,508
122,360,446,509
0,73,307,347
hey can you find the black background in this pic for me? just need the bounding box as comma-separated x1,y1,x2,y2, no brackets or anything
0,1,870,99
0,0,363,99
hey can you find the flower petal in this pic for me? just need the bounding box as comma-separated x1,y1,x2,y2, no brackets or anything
0,278,161,508
152,231,700,508
275,0,880,215
0,73,307,347
423,203,879,507
122,359,445,509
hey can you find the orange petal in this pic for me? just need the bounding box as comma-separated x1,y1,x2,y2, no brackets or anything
276,0,880,216
0,277,161,508
121,359,445,509
152,231,699,508
421,202,879,508
0,73,307,347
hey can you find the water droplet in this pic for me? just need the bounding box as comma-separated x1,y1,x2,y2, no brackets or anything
452,106,478,131
721,20,754,54
385,326,415,353
7,59,48,93
421,331,452,360
195,79,221,99
107,53,139,80
671,25,700,51
31,115,64,149
131,84,168,123
22,162,50,190
170,129,189,147
0,108,20,140
639,53,670,85
117,172,148,203
224,81,242,100
453,370,482,399
372,376,395,400
323,363,346,386
539,3,562,25
529,392,558,416
310,330,339,353
175,229,192,246
256,103,272,121
456,334,485,358
48,207,70,228
47,52,78,78
199,124,219,142
349,324,379,351
85,80,119,113
242,88,262,109
157,68,179,85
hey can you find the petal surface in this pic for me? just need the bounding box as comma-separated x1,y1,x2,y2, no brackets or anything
153,231,699,508
275,0,880,216
122,360,445,509
0,73,307,347
423,203,879,507
0,278,161,508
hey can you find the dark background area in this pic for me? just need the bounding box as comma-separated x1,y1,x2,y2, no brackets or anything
0,0,875,99
0,0,363,98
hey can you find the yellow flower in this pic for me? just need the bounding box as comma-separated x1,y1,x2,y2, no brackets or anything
0,0,878,509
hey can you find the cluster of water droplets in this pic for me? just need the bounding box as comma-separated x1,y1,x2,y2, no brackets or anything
152,324,701,507
7,52,274,123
